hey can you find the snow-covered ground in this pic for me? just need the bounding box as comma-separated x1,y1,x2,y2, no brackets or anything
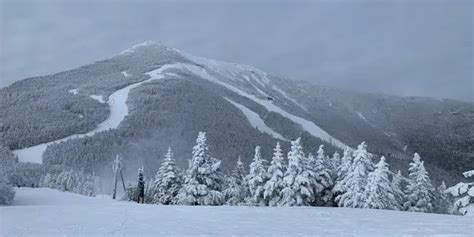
1,188,472,236
12,64,182,164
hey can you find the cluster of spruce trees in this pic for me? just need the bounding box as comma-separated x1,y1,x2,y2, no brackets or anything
131,132,453,214
40,170,100,197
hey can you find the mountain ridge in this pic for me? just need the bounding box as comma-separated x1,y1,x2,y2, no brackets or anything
0,42,472,186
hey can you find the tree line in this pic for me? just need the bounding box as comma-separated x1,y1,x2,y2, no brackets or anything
110,132,471,215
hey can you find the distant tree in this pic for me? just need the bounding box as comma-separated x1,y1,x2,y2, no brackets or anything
245,146,268,206
446,170,474,216
40,170,98,197
331,151,341,175
363,156,397,210
403,153,434,213
335,142,373,208
223,157,247,205
232,156,247,186
433,181,451,214
313,145,335,206
280,138,313,206
391,170,406,210
333,148,352,200
177,132,224,205
0,178,15,205
153,147,182,205
263,142,285,206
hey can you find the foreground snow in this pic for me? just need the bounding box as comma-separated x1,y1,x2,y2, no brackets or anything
1,188,472,236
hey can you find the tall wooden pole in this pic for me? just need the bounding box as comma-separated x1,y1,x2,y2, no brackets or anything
120,170,126,193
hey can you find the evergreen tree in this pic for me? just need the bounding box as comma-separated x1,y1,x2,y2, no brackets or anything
232,156,247,185
391,170,406,211
433,181,450,214
331,151,341,174
335,142,373,208
363,156,397,210
153,147,182,205
280,138,313,206
315,145,335,205
263,142,286,206
446,170,474,216
0,177,15,205
333,148,352,199
245,146,268,206
177,132,224,205
403,153,434,213
223,157,247,205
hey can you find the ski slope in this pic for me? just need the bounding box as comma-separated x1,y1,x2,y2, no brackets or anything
1,188,472,236
225,97,287,141
12,64,181,164
178,63,351,150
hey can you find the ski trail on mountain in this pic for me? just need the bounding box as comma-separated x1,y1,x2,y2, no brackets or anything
13,64,181,164
224,97,288,141
179,63,351,150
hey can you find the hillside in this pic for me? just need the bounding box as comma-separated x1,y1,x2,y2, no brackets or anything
0,41,472,185
1,188,472,236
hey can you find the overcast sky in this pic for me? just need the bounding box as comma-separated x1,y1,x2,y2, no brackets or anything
1,0,472,101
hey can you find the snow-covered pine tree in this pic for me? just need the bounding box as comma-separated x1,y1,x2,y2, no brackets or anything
391,170,406,210
337,148,352,180
313,145,335,205
331,151,341,174
446,170,474,216
280,138,314,206
224,157,247,205
333,148,352,199
245,146,268,206
153,147,182,205
403,153,434,213
263,142,286,206
177,132,224,206
433,181,450,214
232,156,246,185
363,156,397,210
335,142,373,208
309,152,333,206
0,177,15,205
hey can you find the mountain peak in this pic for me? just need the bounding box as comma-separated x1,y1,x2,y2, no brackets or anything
119,40,166,55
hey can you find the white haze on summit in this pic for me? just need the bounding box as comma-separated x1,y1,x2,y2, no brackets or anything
1,0,472,102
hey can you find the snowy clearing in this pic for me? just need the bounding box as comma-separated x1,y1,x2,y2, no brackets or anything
90,95,106,103
12,64,181,164
1,188,472,236
225,98,287,141
68,88,79,95
121,71,132,77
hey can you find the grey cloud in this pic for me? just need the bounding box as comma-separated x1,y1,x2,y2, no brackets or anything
1,0,472,102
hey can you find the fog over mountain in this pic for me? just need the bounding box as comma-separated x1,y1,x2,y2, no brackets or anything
1,0,472,102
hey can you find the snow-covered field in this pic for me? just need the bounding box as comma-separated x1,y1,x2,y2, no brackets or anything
1,188,472,236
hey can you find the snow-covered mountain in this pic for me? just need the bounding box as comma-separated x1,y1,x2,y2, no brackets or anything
0,41,472,184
